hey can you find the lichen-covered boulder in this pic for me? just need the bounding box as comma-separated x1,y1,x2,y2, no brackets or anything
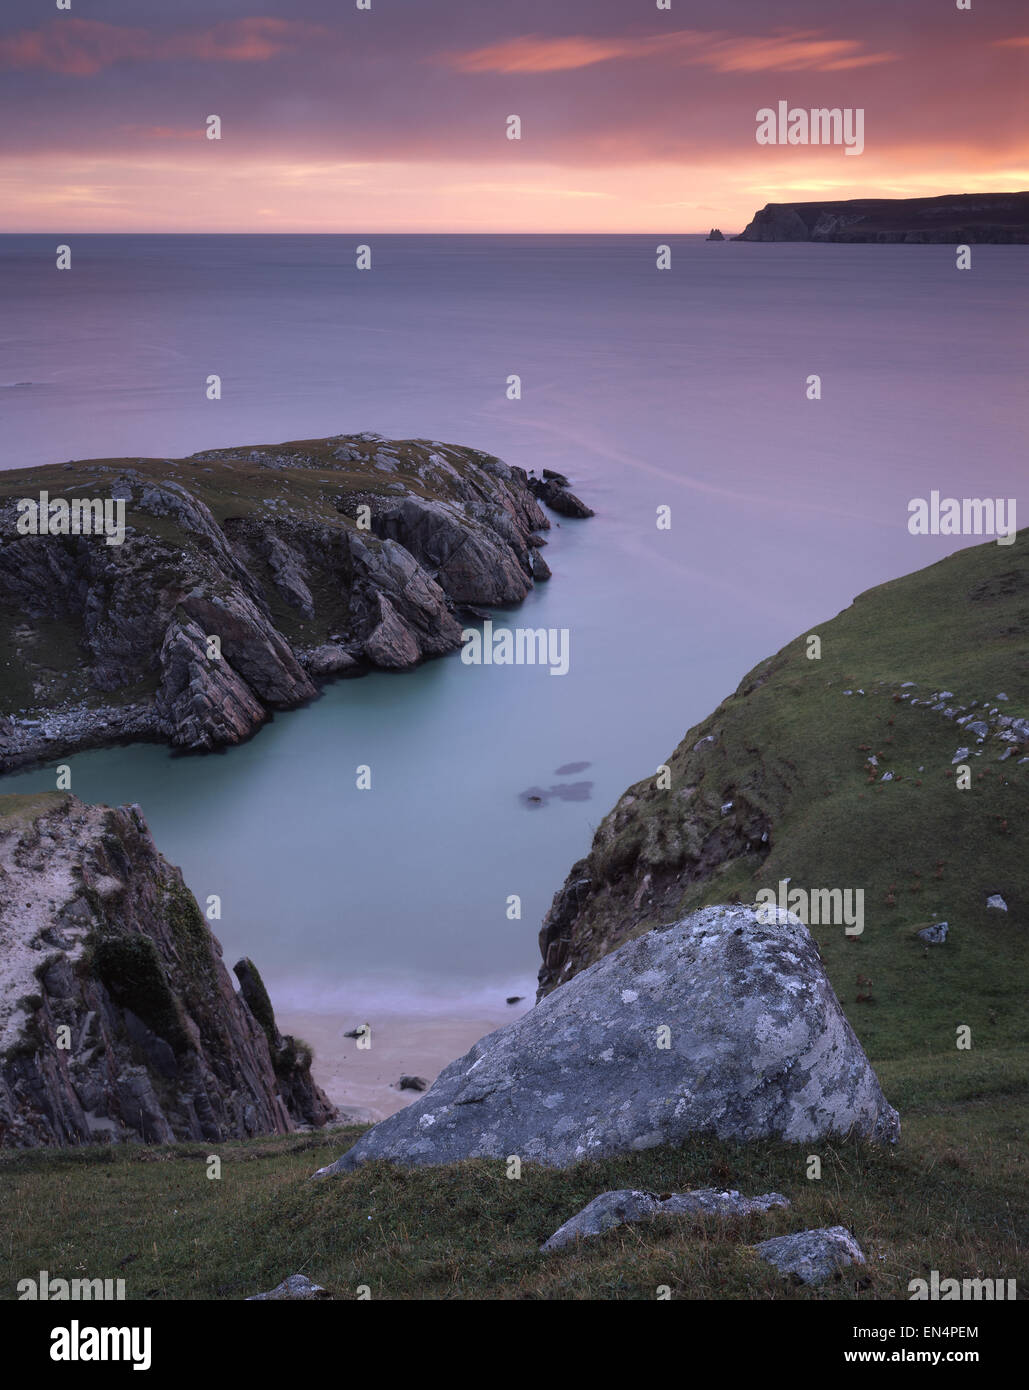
753,1226,866,1285
314,903,899,1176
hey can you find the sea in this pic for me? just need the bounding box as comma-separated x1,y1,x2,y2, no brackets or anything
0,233,1025,1013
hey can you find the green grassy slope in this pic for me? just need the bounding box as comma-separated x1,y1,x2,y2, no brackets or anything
542,531,1028,1073
0,1081,1023,1301
0,435,505,531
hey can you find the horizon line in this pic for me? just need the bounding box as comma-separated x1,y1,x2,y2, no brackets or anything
0,228,737,237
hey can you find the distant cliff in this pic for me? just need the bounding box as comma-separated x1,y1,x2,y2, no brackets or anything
736,191,1029,243
0,792,333,1147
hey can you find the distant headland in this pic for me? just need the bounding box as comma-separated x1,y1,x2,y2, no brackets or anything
735,191,1029,243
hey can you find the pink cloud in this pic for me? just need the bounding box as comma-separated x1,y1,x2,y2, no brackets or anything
0,17,326,76
445,35,653,74
443,28,897,76
119,125,207,143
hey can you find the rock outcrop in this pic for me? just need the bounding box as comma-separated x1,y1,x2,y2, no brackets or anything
540,1187,789,1253
0,435,582,771
314,903,898,1176
706,229,725,241
155,618,271,752
735,192,1029,243
0,792,332,1147
528,475,595,519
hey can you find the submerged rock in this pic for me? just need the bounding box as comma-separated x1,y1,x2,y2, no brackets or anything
314,903,898,1176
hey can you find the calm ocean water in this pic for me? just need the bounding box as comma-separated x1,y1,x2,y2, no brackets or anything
0,234,1025,1010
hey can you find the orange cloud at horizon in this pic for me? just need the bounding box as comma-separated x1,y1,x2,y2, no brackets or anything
2,147,1025,236
443,29,898,76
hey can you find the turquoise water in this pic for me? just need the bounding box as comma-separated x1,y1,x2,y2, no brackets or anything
1,235,1026,1007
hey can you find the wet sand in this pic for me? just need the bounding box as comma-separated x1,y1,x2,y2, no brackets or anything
277,1003,530,1122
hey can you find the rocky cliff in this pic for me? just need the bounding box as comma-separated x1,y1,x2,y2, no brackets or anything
538,533,1028,1066
0,434,571,771
735,191,1029,243
0,792,332,1147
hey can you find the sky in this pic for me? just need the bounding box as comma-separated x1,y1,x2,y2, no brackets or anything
1,0,1027,233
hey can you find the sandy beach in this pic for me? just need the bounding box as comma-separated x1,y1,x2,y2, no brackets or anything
277,1002,531,1122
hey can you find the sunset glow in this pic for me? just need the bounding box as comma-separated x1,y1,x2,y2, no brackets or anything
2,0,1027,232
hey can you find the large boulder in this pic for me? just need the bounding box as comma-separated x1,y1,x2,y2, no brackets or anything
315,904,899,1175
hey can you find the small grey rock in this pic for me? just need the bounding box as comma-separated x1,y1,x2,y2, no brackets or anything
986,895,1008,912
917,922,948,945
305,644,358,678
754,1226,866,1285
246,1274,329,1301
540,1187,790,1252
